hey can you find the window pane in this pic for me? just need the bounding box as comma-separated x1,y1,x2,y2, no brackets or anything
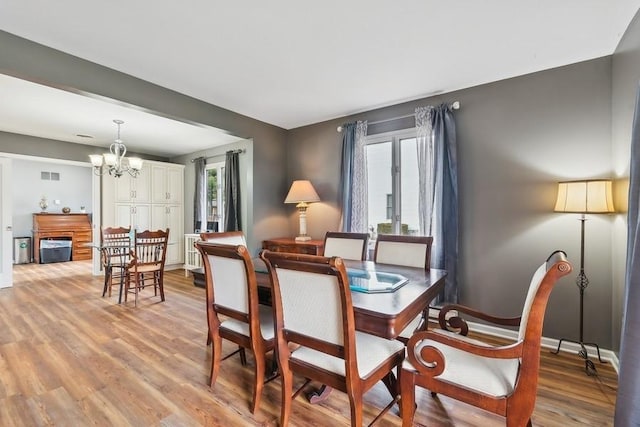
366,141,392,235
206,169,218,223
400,137,419,235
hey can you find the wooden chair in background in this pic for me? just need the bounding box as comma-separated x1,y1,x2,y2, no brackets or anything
124,229,169,306
400,250,572,427
196,241,276,414
260,250,405,427
100,226,131,299
199,230,246,245
373,234,434,341
323,231,369,261
198,231,248,345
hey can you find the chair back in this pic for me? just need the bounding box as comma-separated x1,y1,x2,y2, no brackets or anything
200,231,246,246
196,242,260,327
518,250,570,342
374,234,433,270
132,229,169,272
101,226,131,267
323,231,369,261
261,251,354,354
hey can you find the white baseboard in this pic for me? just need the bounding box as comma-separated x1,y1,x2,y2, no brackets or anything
466,320,619,375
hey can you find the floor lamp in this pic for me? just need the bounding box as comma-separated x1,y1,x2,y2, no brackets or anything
552,179,615,375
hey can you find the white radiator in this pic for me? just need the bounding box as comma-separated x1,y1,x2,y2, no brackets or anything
184,233,202,276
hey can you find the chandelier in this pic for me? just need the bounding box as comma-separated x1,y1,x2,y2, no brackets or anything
89,119,143,178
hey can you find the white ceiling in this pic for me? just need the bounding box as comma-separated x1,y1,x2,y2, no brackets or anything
1,1,639,157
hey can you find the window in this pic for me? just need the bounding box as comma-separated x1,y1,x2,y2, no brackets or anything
205,162,225,232
366,129,420,236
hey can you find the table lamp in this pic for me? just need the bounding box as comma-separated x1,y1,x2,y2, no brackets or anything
552,179,615,375
285,180,320,242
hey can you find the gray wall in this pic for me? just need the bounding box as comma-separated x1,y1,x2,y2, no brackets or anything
11,158,93,238
0,30,290,254
611,9,640,351
287,57,616,348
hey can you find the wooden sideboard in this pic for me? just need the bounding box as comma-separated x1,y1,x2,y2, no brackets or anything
262,237,324,255
32,213,93,263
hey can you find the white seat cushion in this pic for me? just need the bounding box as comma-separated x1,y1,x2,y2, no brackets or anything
397,314,424,339
403,336,519,398
220,304,275,340
291,331,404,378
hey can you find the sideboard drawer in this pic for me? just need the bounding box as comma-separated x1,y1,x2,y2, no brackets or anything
262,238,324,256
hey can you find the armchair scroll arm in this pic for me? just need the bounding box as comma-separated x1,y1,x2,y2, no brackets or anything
438,304,521,335
406,330,524,378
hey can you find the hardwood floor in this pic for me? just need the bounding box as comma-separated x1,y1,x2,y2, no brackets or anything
0,261,617,426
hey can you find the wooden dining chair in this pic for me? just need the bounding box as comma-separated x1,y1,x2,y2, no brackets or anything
124,228,169,306
260,250,405,427
100,226,131,298
323,231,369,261
200,230,246,246
373,234,434,340
196,241,276,414
199,231,248,344
400,250,572,427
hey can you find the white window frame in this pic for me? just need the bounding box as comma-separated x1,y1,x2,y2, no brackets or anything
366,128,418,235
205,161,225,232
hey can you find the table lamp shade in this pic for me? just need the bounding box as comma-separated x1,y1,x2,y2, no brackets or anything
285,180,320,204
554,180,615,214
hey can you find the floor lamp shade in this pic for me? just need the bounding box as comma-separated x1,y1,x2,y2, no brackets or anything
285,180,320,242
552,179,614,375
554,180,615,214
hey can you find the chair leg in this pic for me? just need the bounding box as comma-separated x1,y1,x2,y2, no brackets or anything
251,350,265,414
400,370,417,427
239,347,247,366
209,333,223,387
158,272,165,301
348,393,364,427
102,267,111,297
280,367,293,427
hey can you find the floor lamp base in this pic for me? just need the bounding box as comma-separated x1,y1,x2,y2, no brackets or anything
551,338,605,376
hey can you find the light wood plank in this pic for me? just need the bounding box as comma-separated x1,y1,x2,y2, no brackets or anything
0,260,616,426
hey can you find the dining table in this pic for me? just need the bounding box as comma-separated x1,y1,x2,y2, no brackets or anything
252,256,447,404
253,257,447,339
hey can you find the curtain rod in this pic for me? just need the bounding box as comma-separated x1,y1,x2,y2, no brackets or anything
190,149,246,163
336,101,460,132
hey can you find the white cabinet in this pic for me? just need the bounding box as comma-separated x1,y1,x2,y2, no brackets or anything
152,204,183,266
115,165,151,203
152,163,183,204
115,203,151,232
103,160,185,268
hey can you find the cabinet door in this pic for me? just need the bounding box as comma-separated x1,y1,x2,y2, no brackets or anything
113,165,151,203
151,164,168,203
151,204,182,265
133,165,152,203
166,204,183,264
114,203,134,228
114,175,134,203
133,204,151,232
166,166,183,204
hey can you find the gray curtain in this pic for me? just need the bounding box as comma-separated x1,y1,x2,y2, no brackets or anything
430,103,459,304
615,85,640,426
193,157,206,232
339,122,356,232
224,151,241,231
